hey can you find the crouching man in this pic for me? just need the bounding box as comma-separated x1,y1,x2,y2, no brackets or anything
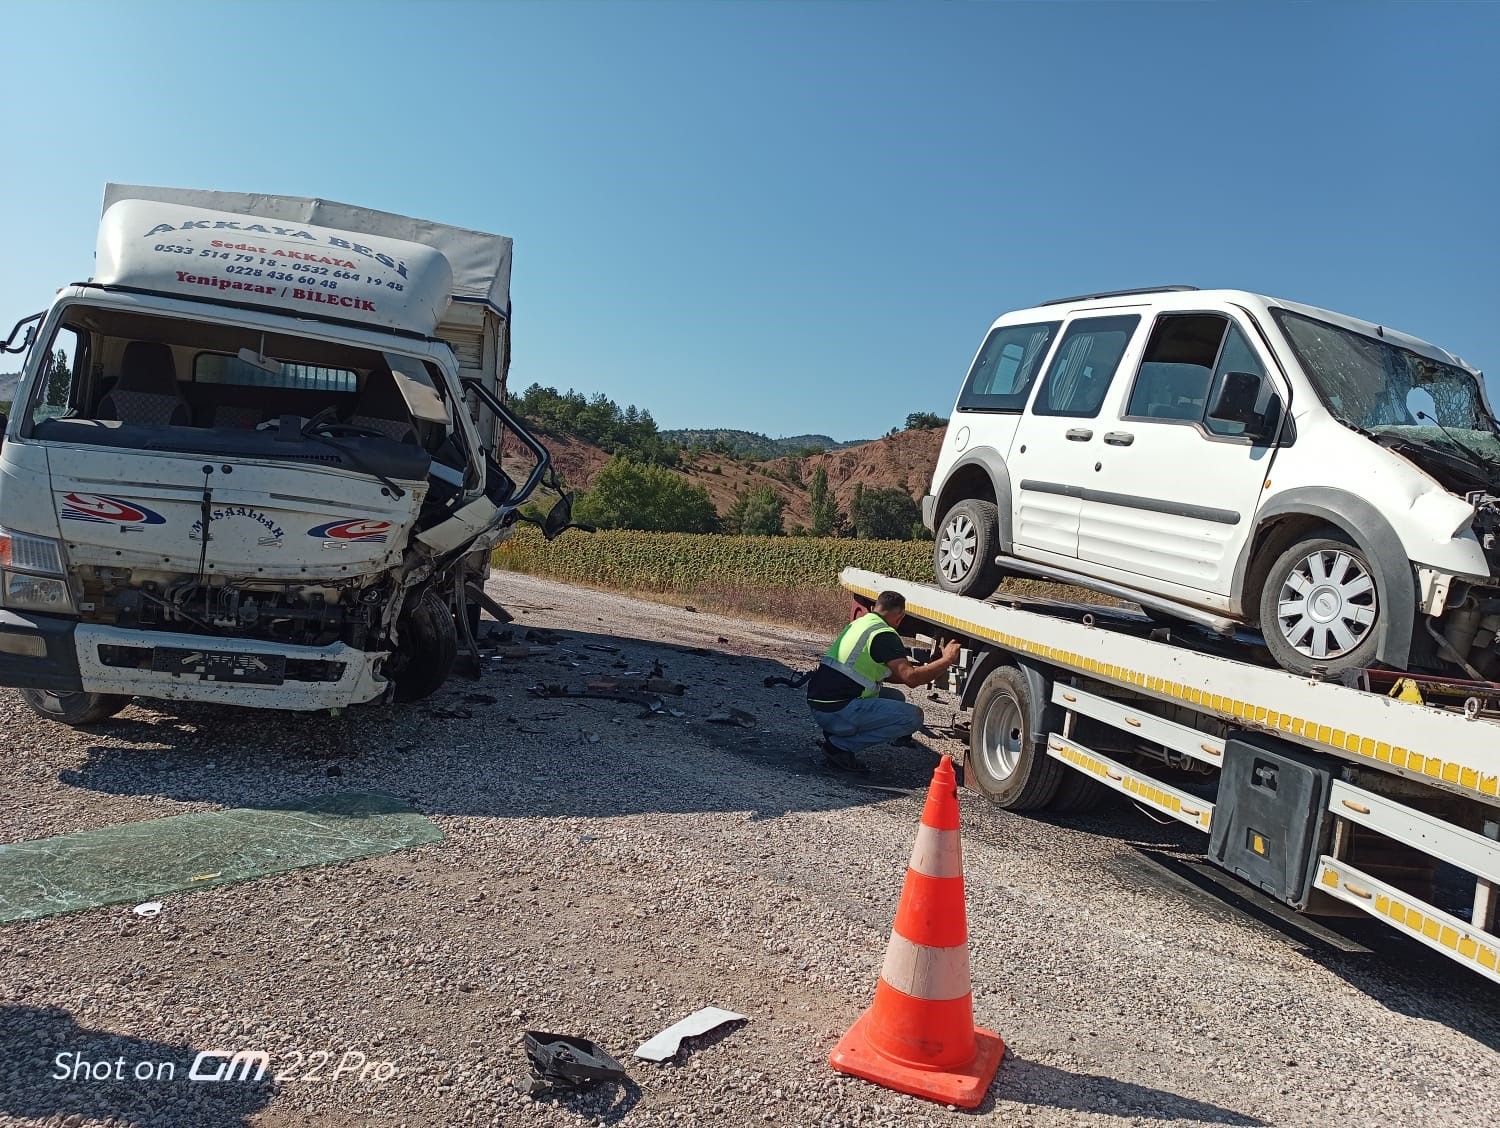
806,590,961,772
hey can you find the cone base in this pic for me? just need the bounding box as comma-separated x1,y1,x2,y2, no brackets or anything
829,1009,1005,1109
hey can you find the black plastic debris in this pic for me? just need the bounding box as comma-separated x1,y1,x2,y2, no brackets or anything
764,670,813,690
520,1031,627,1097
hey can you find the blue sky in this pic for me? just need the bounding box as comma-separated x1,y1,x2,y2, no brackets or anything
2,1,1495,442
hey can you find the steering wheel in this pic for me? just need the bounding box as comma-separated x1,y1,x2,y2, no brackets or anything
309,421,391,440
256,416,308,432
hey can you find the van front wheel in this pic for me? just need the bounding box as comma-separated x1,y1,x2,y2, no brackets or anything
20,689,132,726
1259,533,1381,676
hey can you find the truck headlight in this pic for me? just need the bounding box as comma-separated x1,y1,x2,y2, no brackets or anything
3,572,74,613
0,527,66,576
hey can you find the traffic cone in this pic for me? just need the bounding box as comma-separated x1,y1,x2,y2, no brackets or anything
829,755,1004,1108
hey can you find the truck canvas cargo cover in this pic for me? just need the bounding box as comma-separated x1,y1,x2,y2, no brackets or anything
96,198,455,338
101,183,511,319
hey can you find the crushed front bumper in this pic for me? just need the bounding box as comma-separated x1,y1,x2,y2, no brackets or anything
68,625,387,711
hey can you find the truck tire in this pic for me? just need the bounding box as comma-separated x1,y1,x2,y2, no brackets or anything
390,589,458,703
1259,531,1381,677
967,666,1064,810
1050,768,1108,813
20,689,132,726
934,500,1005,600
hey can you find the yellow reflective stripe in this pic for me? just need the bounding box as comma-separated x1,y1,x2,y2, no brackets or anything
843,580,1496,802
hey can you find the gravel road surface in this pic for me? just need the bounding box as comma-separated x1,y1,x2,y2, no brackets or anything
1,573,1496,1127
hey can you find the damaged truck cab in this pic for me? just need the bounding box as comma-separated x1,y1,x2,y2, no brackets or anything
0,185,559,723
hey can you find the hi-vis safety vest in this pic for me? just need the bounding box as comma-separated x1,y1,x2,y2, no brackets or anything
818,612,897,698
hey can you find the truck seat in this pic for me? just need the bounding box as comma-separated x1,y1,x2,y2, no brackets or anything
348,372,418,444
98,342,191,427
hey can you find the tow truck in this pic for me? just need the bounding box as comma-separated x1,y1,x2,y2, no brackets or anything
841,568,1500,982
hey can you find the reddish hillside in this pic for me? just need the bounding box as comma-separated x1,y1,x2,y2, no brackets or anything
502,424,947,531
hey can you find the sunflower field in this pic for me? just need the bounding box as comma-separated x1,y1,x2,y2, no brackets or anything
493,526,931,592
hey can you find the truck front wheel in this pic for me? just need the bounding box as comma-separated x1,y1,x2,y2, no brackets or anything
967,666,1063,810
389,589,458,703
20,689,132,726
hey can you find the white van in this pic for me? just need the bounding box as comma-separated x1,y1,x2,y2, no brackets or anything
923,286,1499,677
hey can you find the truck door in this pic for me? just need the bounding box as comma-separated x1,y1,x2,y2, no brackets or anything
1076,314,1278,594
1007,314,1142,559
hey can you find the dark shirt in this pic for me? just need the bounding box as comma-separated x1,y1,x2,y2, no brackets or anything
806,628,905,711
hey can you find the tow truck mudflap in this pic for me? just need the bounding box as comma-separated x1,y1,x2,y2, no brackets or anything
72,625,387,711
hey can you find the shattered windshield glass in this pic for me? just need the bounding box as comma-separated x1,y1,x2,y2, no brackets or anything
1273,308,1500,463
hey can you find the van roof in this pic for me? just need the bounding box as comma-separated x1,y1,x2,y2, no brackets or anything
1015,286,1478,375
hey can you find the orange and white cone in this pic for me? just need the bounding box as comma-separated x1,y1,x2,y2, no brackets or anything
829,754,1005,1107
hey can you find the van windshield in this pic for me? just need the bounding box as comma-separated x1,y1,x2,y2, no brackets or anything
1273,308,1500,461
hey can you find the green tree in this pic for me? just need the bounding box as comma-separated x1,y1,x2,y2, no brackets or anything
44,349,70,410
809,466,843,538
726,485,785,536
850,486,919,540
573,457,719,533
905,411,947,430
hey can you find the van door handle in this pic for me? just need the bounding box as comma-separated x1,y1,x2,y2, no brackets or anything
1065,428,1093,442
1103,432,1134,446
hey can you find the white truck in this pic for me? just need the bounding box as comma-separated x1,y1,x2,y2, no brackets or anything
0,184,573,724
841,568,1500,983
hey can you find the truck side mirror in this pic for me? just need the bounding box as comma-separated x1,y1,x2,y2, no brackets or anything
542,492,575,540
0,411,7,447
1208,371,1276,440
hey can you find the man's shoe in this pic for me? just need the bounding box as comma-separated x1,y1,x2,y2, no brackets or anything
822,738,871,774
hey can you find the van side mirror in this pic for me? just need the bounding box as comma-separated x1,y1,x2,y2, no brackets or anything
1208,371,1276,440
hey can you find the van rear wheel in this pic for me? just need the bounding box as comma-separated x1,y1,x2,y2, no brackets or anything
20,689,132,726
934,500,1004,600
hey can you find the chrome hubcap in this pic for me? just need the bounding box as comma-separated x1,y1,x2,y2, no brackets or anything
978,694,1024,781
938,514,977,582
1275,548,1377,660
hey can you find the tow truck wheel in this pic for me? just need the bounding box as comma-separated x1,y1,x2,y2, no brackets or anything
934,500,1004,600
390,589,458,703
20,689,132,726
967,666,1064,810
1259,531,1381,676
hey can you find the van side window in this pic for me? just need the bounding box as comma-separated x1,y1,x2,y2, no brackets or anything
956,321,1060,412
1030,315,1140,418
1124,314,1228,423
29,326,83,426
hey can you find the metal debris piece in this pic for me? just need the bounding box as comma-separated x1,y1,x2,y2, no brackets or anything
585,644,621,654
705,708,756,728
634,1008,746,1062
520,1031,627,1096
588,676,686,697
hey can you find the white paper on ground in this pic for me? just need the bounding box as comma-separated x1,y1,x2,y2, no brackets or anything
634,1007,746,1061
